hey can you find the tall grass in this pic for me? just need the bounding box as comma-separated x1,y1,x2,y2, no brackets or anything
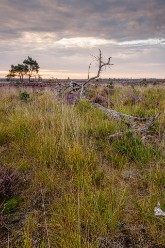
0,85,164,247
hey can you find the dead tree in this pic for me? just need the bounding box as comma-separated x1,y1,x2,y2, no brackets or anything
80,49,113,98
58,49,113,98
86,49,113,84
55,50,161,142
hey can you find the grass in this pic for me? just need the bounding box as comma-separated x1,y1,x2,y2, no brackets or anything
0,85,164,247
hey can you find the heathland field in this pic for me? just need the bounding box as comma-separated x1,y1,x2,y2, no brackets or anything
0,84,165,247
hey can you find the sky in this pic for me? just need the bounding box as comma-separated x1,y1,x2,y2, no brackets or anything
0,0,165,79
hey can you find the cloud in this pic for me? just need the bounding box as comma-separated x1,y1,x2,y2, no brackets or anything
1,0,165,41
0,0,165,78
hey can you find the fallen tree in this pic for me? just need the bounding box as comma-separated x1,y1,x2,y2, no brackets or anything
92,103,147,122
92,103,160,140
56,50,161,142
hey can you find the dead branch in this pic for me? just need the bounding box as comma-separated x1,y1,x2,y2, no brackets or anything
69,81,82,91
80,83,85,99
56,49,113,99
108,131,125,140
56,50,113,98
80,49,113,98
88,62,92,79
85,49,113,85
108,113,161,140
138,113,161,134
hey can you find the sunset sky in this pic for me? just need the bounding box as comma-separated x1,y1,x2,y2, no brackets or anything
0,0,165,79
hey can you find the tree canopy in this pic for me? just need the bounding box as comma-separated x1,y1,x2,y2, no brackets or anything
23,56,40,83
6,57,40,83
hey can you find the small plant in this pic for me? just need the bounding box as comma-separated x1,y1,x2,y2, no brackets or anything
107,80,114,89
122,87,143,106
142,78,148,86
3,196,21,214
19,91,31,102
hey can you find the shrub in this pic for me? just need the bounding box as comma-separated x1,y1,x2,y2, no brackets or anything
123,93,142,106
19,91,31,102
107,80,114,89
0,164,23,198
91,87,114,108
3,196,21,214
92,94,108,107
65,92,80,104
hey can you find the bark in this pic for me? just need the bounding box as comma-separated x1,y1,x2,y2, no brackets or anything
108,113,161,140
93,102,160,140
93,103,147,122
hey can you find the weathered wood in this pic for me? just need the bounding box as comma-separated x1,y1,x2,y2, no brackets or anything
92,103,160,140
108,113,161,140
93,103,147,122
138,113,160,134
80,49,113,98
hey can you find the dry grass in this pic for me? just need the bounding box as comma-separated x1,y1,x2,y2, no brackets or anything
0,84,165,247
